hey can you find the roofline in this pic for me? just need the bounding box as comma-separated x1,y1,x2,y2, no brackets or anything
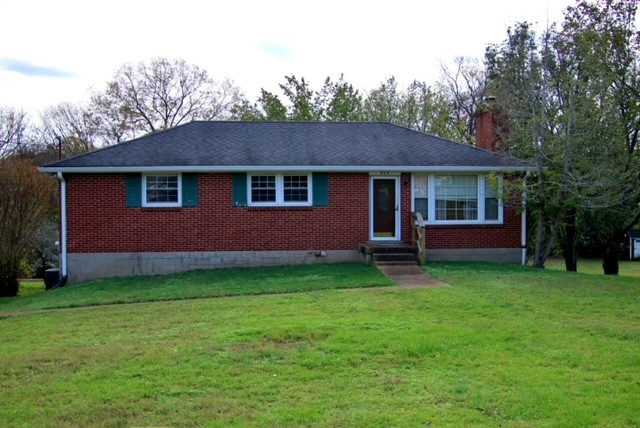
39,165,533,174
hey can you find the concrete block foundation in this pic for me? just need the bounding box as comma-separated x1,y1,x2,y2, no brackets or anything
426,248,521,264
67,250,363,283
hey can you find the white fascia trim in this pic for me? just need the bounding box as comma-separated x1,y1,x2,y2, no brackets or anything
39,165,533,174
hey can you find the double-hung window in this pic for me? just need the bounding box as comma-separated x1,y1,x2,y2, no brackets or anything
435,175,478,221
143,174,182,207
249,174,311,206
413,175,428,221
412,174,502,224
484,177,500,221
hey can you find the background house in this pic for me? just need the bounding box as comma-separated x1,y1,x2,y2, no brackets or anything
41,121,531,283
628,229,640,260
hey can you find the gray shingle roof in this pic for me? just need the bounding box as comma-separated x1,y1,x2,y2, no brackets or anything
41,121,532,172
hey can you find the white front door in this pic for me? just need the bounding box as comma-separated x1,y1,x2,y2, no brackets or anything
370,177,400,241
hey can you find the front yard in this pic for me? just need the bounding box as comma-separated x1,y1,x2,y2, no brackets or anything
0,262,638,426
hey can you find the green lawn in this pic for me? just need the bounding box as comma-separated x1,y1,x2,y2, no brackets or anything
544,257,640,276
1,262,639,426
2,263,392,313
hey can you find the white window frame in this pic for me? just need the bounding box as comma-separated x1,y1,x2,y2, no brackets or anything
248,173,313,207
411,174,429,222
142,173,182,207
411,173,503,225
483,175,502,222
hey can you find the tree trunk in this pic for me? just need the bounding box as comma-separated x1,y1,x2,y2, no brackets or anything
602,246,619,275
532,212,546,268
602,225,626,275
562,208,578,272
0,274,19,297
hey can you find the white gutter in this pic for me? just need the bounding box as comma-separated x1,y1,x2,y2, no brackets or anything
56,172,68,278
39,165,534,174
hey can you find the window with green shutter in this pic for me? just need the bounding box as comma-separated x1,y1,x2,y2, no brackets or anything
126,173,199,208
125,174,142,207
312,173,328,206
233,172,329,207
232,173,248,206
182,173,198,207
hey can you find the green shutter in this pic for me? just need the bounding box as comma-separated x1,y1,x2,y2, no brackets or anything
312,173,329,206
182,173,198,207
125,174,142,207
232,173,248,206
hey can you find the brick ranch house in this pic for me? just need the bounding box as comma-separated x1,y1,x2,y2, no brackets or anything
40,121,531,283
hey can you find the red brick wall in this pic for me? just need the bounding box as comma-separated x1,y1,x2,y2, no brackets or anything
399,171,521,249
475,110,497,151
65,172,521,253
66,173,370,253
425,206,522,249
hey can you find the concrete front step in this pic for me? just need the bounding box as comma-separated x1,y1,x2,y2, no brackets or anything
359,242,419,265
359,243,417,254
374,260,419,266
373,253,418,263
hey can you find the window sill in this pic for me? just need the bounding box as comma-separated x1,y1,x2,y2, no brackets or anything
247,206,313,211
141,207,183,212
425,222,504,228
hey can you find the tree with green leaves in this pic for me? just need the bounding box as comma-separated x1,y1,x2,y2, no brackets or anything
315,75,364,121
363,76,456,138
231,75,364,122
486,0,640,273
278,75,318,121
486,22,566,268
561,0,640,274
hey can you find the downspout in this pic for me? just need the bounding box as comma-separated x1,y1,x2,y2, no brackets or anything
521,172,529,266
53,171,68,287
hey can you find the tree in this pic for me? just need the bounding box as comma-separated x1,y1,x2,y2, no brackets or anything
439,57,488,144
314,75,363,121
39,102,98,156
486,0,640,273
278,75,319,121
363,76,404,123
363,77,457,138
486,22,582,269
231,75,363,122
29,218,59,278
0,107,29,159
561,0,640,274
402,80,456,139
229,89,288,121
257,90,289,120
90,58,244,143
0,159,55,296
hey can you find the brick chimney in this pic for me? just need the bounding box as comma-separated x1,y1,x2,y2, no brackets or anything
475,97,503,152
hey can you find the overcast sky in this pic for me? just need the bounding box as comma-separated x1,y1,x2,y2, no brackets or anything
1,0,574,118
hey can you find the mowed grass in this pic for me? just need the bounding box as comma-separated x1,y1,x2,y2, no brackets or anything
1,263,392,313
545,257,640,276
1,262,639,427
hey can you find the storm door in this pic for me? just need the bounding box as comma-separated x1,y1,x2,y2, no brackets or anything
370,177,400,240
